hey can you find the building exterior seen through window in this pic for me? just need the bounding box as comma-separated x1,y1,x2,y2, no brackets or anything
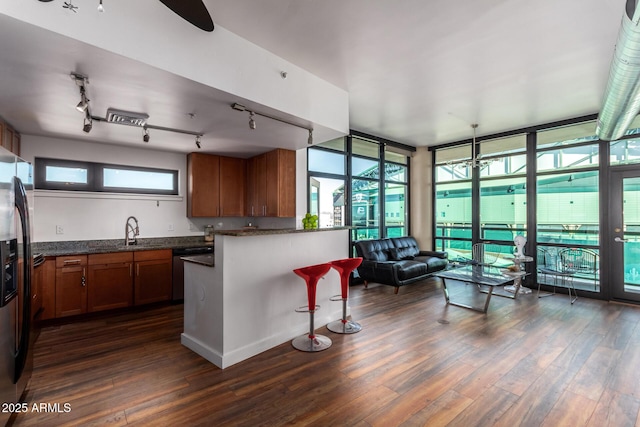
307,134,411,248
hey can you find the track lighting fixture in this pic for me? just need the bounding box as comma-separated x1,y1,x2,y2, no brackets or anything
231,102,314,144
83,115,92,133
97,0,104,12
70,72,204,145
76,87,89,112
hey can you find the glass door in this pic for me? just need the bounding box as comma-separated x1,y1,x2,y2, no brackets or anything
611,171,640,301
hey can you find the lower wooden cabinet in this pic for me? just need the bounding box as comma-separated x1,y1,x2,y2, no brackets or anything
55,255,88,318
52,249,172,319
87,252,133,312
134,249,172,306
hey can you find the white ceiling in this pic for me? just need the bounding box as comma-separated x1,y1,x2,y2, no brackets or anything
0,0,626,156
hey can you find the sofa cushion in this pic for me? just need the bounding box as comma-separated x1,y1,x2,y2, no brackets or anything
389,247,415,261
394,260,429,281
425,257,449,273
354,239,394,262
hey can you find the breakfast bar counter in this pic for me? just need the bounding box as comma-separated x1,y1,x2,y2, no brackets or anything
181,227,349,368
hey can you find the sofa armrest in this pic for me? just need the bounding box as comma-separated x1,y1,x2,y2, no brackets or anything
418,250,448,259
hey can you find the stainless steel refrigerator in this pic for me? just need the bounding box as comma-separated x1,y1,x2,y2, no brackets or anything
0,148,33,426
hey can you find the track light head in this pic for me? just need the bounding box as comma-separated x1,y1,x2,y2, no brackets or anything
76,99,88,112
83,117,92,133
143,127,150,143
307,129,313,145
97,0,104,12
249,112,256,130
195,135,202,149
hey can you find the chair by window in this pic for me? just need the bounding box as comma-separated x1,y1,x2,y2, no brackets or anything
537,247,577,304
559,248,599,291
471,243,503,266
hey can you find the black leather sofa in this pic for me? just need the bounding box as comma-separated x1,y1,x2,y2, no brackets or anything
354,237,449,293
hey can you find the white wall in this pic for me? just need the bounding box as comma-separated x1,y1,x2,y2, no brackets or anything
21,135,299,242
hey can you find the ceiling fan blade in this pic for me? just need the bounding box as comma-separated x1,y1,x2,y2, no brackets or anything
158,0,214,32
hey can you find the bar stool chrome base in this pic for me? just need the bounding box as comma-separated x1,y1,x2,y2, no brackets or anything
327,319,362,334
291,334,332,352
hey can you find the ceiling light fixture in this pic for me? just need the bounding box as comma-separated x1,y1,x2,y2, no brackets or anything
231,102,314,144
97,0,104,12
70,72,204,144
63,1,78,12
195,135,202,149
75,87,88,112
446,124,494,170
83,114,92,133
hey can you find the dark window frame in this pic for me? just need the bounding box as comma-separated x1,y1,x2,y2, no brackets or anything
34,157,179,196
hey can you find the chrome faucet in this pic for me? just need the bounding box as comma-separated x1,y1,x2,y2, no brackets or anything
125,216,139,246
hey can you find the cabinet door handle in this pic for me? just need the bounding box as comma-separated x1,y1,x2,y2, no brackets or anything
64,259,82,265
251,205,254,216
136,264,139,276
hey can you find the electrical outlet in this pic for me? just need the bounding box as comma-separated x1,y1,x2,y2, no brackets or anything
168,223,174,231
56,225,64,235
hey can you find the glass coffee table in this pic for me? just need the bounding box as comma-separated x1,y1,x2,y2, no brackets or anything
435,264,520,313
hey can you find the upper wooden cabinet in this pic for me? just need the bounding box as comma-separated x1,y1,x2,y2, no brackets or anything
187,153,246,217
246,149,296,218
0,118,20,156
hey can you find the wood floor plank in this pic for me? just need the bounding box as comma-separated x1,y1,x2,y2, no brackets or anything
9,278,640,426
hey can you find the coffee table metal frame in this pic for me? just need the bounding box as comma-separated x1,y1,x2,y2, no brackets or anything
436,265,517,314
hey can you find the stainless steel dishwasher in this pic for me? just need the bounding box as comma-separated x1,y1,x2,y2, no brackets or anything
172,246,213,302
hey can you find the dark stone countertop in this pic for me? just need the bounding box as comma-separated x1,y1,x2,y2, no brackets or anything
34,236,213,257
213,227,350,237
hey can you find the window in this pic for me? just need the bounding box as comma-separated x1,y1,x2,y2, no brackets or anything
35,158,178,195
307,134,413,245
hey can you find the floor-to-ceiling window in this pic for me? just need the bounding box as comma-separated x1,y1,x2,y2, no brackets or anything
432,115,608,297
307,132,413,246
536,121,600,291
307,138,347,229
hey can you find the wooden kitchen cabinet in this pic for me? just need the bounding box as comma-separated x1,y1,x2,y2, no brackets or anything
134,249,172,306
87,252,133,312
187,153,246,217
39,259,56,321
55,255,88,318
219,156,246,216
246,149,295,217
0,118,20,156
188,153,219,217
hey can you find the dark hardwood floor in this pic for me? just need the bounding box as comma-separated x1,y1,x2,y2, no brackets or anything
11,278,640,426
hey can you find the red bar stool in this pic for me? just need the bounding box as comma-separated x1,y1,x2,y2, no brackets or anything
292,263,333,352
327,257,363,334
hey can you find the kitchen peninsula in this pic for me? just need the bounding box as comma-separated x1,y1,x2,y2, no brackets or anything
181,227,349,368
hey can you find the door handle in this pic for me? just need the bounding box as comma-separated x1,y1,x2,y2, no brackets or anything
614,237,628,243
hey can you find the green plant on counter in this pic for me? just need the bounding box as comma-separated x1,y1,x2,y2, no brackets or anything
302,213,318,229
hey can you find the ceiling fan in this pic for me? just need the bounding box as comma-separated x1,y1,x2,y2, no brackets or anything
159,0,214,32
37,0,214,32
